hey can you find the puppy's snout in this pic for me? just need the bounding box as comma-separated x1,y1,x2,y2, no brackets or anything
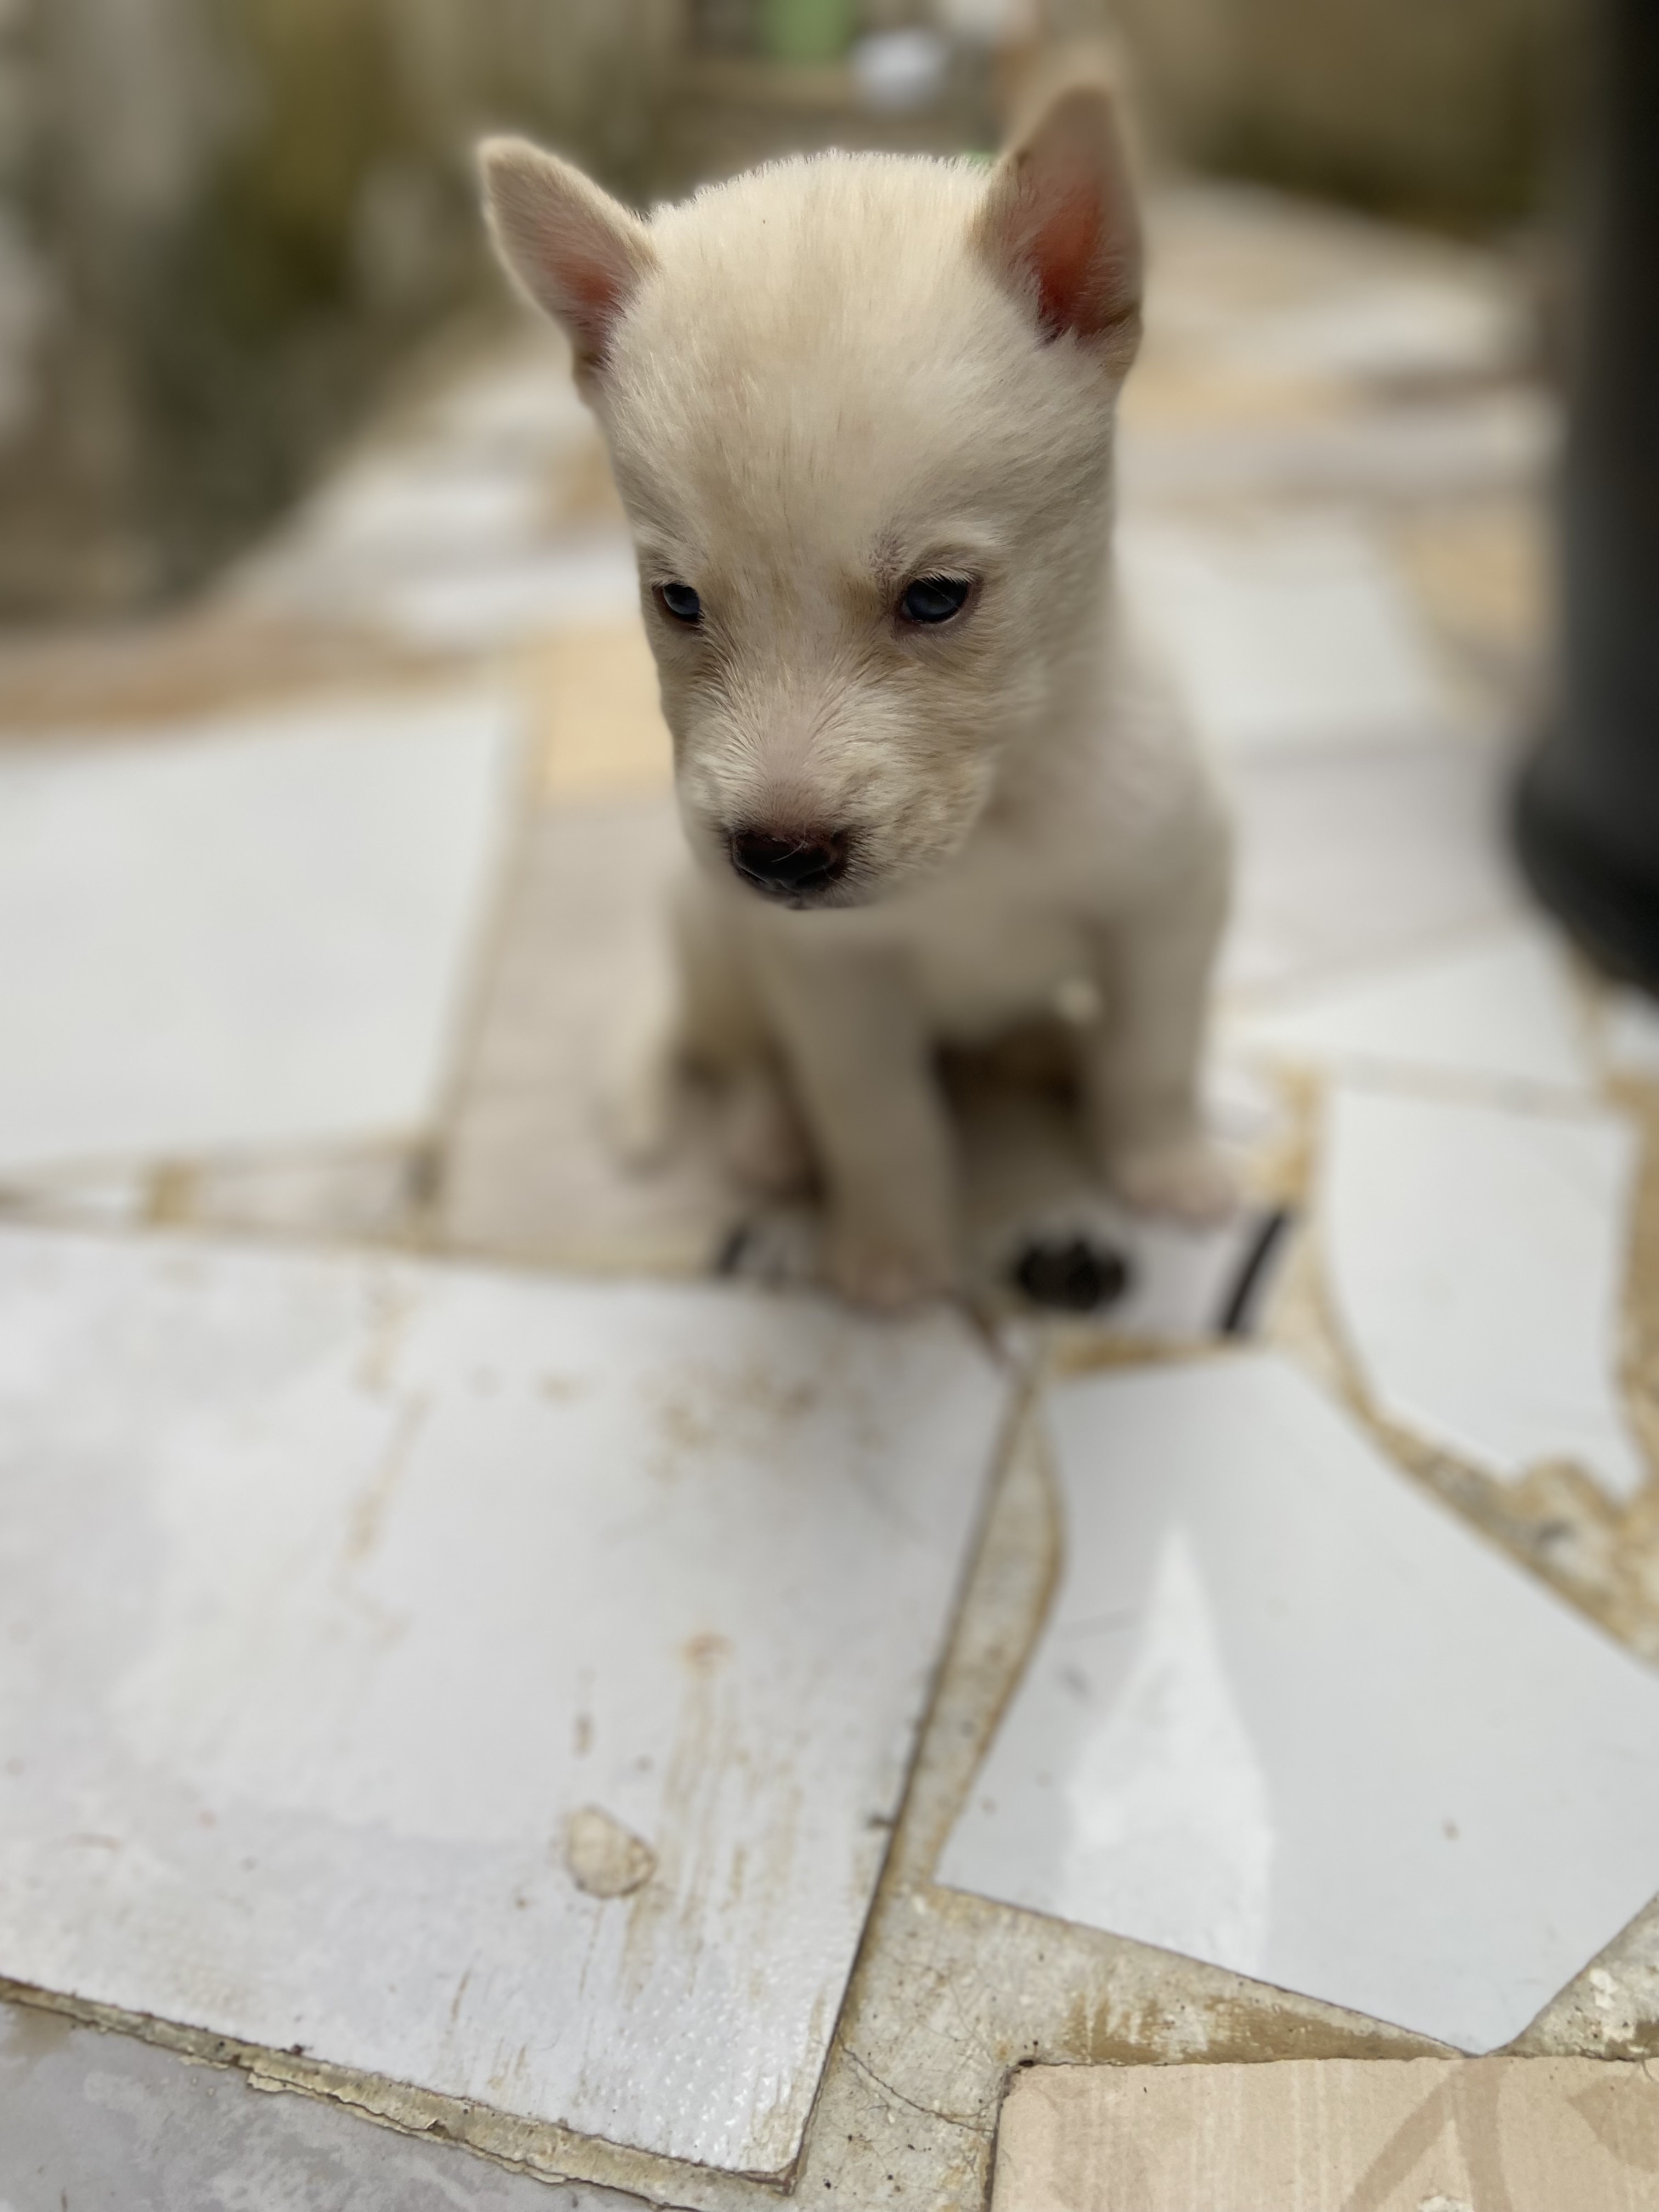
729,825,851,901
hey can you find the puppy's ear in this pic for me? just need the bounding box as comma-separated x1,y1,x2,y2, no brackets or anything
973,75,1141,364
478,137,657,382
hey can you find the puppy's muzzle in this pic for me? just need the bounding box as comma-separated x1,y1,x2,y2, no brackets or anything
728,825,851,904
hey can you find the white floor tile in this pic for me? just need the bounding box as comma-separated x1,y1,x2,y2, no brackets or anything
1605,987,1659,1079
1119,517,1451,754
377,532,641,648
0,1228,1005,2175
422,351,592,461
1323,1084,1646,1500
297,455,550,567
1221,739,1520,998
224,336,605,639
1143,184,1526,390
1234,921,1594,1095
937,1353,1659,2052
0,691,521,1174
1216,275,1523,386
1118,390,1551,506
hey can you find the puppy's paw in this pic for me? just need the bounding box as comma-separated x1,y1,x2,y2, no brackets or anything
828,1224,955,1311
1110,1136,1238,1225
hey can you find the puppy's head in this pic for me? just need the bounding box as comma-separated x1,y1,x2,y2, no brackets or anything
482,82,1140,911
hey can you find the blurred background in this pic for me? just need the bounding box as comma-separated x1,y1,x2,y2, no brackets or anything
0,0,1574,623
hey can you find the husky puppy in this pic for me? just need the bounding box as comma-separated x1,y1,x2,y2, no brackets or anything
481,72,1233,1306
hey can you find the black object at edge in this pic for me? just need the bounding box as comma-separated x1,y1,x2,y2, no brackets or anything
1217,1207,1293,1338
1515,753,1659,993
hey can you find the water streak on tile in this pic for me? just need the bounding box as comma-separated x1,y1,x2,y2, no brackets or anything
938,1353,1659,2053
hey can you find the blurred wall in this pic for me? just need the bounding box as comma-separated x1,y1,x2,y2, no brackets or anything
0,0,1570,625
1109,0,1567,226
0,0,684,620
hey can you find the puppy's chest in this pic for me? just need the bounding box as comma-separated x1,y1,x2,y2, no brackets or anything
910,917,1093,1040
896,837,1116,1042
890,741,1182,1038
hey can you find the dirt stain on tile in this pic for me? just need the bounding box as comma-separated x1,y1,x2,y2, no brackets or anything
563,1806,657,1899
343,1391,430,1565
354,1272,421,1397
146,1162,199,1227
644,1357,833,1484
3,2001,76,2068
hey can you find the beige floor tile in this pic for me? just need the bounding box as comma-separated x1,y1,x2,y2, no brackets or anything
526,621,674,801
992,2058,1659,2212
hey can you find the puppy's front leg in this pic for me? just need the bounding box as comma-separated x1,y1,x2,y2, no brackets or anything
752,934,955,1308
1087,812,1236,1223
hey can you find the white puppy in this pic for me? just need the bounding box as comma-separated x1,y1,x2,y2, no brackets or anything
481,74,1233,1307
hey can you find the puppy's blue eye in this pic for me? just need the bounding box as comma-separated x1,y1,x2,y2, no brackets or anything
657,582,702,624
900,575,972,625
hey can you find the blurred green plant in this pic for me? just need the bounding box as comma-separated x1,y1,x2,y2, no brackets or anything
759,0,857,66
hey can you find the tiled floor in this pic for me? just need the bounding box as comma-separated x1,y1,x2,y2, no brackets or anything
992,2057,1659,2211
0,689,521,1180
1233,918,1596,1094
0,1230,1004,2178
1,179,1656,2212
1120,513,1454,755
938,1353,1659,2051
1322,1084,1644,1501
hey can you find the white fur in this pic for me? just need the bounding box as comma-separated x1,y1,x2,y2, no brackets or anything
482,90,1234,1306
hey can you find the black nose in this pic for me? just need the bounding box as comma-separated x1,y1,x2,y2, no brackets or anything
729,826,851,900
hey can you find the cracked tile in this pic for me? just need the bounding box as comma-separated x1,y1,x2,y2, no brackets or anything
938,1354,1659,2052
1322,1083,1647,1502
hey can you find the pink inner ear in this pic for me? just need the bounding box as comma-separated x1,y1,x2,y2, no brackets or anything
1031,180,1114,340
563,251,628,361
986,97,1141,349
